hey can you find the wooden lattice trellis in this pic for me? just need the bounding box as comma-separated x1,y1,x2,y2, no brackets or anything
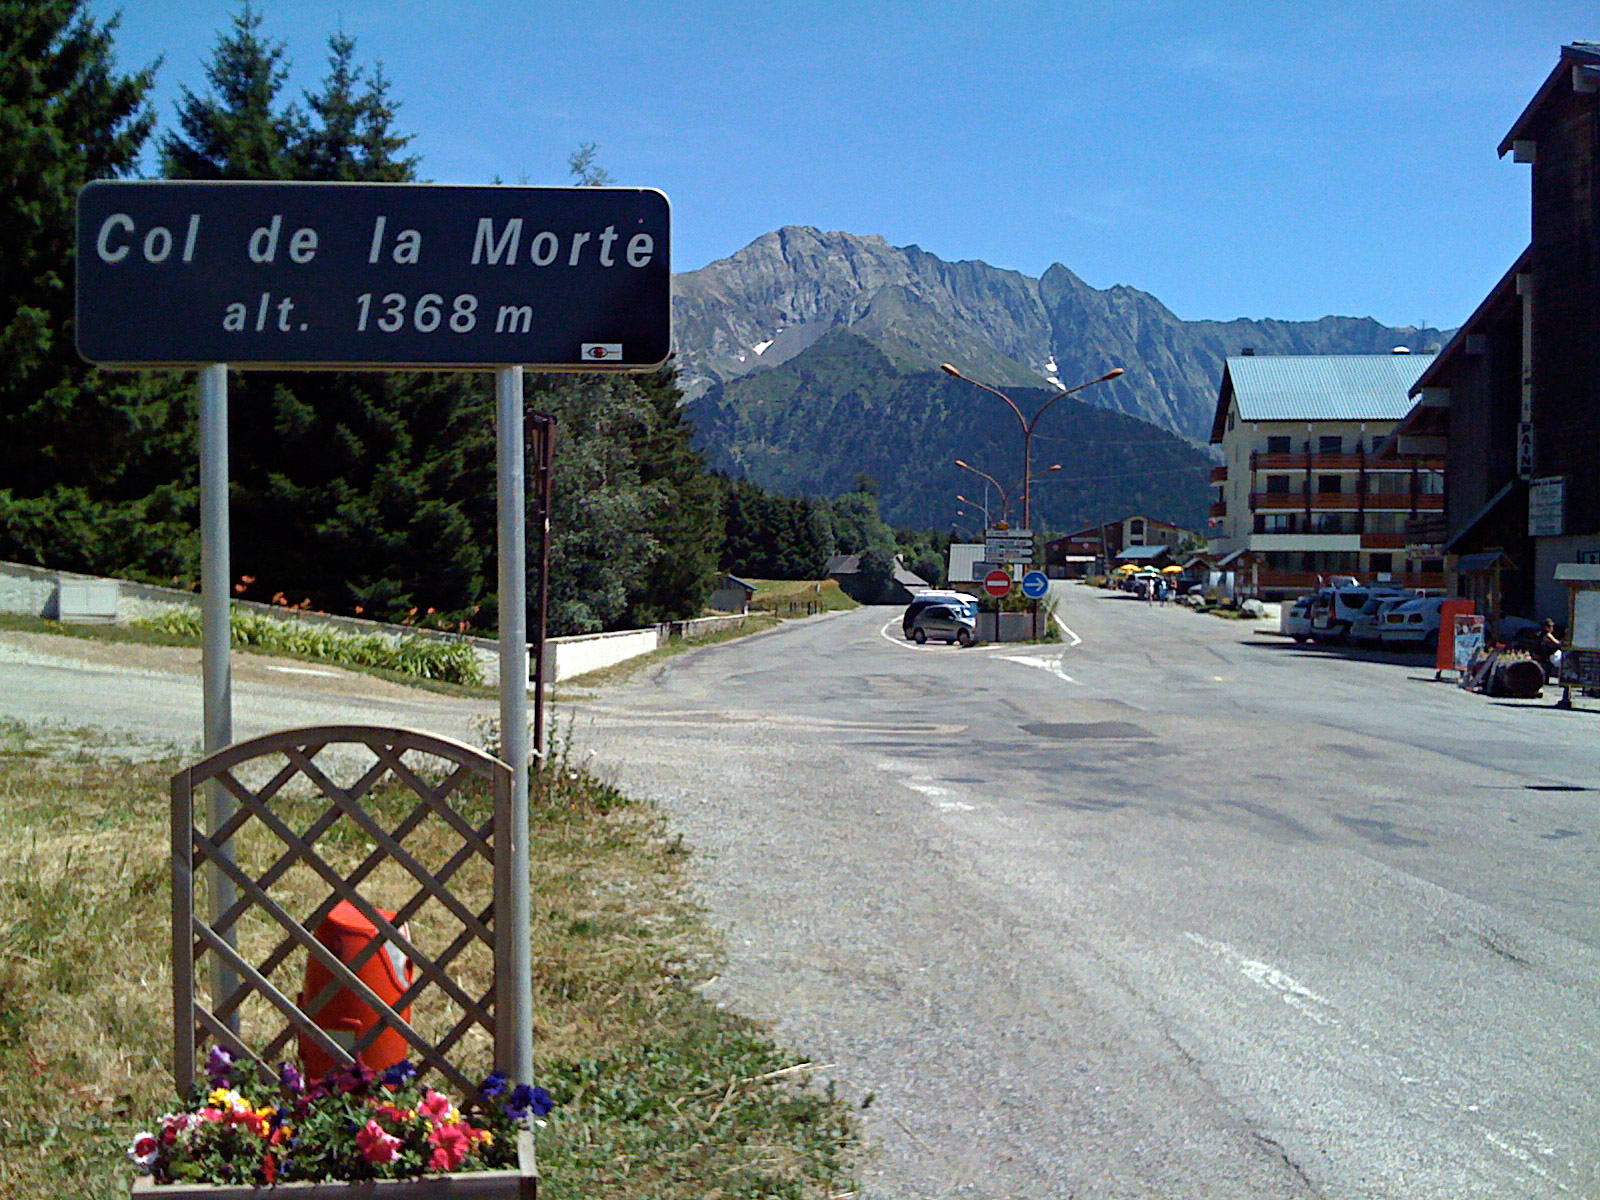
171,725,517,1097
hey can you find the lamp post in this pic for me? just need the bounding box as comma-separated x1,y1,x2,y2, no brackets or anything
954,459,1011,527
941,363,1124,530
956,492,989,527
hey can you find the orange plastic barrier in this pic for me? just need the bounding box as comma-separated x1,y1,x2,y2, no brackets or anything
297,901,413,1080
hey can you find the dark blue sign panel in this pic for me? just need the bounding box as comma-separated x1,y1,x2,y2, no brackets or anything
76,181,670,370
1021,570,1050,599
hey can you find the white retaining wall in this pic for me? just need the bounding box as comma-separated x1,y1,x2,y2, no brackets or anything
0,559,747,687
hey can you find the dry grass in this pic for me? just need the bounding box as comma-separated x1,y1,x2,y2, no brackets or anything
747,580,857,616
0,719,858,1200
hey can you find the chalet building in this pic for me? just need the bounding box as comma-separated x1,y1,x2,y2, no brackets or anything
1387,42,1600,624
1207,353,1444,597
1045,514,1196,577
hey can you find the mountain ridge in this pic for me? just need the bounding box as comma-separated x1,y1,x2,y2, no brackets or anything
672,225,1446,444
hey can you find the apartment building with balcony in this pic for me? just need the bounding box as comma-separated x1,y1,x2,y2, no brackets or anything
1207,352,1444,597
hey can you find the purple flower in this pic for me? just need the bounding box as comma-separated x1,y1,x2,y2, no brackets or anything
278,1063,305,1095
338,1062,376,1095
478,1071,508,1100
505,1084,553,1119
382,1060,418,1087
205,1046,235,1086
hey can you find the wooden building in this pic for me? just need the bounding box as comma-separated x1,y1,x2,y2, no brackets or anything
1388,42,1600,623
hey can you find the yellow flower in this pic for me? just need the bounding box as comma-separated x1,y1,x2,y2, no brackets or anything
208,1087,247,1112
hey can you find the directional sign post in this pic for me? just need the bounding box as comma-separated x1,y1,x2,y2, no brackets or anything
985,527,1034,565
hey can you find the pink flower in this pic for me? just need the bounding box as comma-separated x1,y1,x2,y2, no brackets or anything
418,1089,456,1125
427,1122,471,1171
127,1133,160,1171
356,1119,402,1165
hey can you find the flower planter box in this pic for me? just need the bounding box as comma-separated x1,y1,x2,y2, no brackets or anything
131,1134,536,1199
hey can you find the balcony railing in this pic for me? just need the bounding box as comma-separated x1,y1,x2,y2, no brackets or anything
1359,533,1406,550
1250,451,1445,472
1253,569,1447,593
1251,492,1443,513
1209,465,1228,483
1209,500,1227,518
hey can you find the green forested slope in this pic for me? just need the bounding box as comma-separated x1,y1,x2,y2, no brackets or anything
690,329,1211,535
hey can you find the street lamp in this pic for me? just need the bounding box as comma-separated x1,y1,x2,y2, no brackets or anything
941,363,1124,530
954,459,1011,526
955,492,989,527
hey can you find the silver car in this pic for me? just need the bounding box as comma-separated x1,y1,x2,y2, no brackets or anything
909,602,976,646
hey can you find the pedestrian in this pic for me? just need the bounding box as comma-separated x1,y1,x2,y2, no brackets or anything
1535,618,1563,682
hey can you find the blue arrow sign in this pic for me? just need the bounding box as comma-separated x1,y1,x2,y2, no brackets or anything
1021,571,1050,599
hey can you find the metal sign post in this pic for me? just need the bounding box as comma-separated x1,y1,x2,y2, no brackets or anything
198,362,238,1026
494,366,534,1086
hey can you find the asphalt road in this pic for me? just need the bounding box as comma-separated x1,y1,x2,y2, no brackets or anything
6,593,1600,1197
567,587,1600,1199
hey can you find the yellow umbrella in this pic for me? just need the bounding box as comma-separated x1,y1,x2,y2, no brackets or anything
1116,563,1139,573
1160,564,1184,574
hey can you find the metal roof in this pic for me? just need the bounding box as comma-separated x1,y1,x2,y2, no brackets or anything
1116,545,1171,561
1224,354,1436,426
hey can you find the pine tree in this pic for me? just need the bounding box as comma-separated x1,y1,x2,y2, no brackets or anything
623,362,724,625
158,2,300,180
0,0,197,578
296,32,417,182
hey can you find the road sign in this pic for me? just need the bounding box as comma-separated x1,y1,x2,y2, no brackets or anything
986,527,1031,541
985,545,1034,563
1021,571,1050,599
984,569,1012,597
76,181,671,370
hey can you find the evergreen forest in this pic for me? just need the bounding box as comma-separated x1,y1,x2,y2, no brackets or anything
1,1,935,636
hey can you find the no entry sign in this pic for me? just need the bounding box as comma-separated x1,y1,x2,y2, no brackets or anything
76,181,671,370
984,569,1013,597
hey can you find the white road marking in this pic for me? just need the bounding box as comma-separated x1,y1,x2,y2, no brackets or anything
1185,933,1336,1025
902,781,949,797
262,664,343,677
1482,1130,1575,1193
1001,653,1080,685
877,617,958,652
1052,611,1082,647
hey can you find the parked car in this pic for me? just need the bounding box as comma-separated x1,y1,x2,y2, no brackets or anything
1281,596,1315,642
908,602,977,646
1349,595,1410,647
1312,585,1409,643
1380,596,1446,652
902,591,975,639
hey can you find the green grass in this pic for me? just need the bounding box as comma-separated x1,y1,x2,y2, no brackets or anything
137,609,486,686
0,720,859,1199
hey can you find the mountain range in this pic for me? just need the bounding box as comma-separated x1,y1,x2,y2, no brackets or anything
671,226,1446,533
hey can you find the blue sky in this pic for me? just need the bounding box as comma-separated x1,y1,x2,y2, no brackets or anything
91,1,1592,329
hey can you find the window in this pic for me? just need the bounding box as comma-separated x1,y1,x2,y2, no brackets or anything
1267,435,1292,454
1319,435,1343,454
1317,475,1342,494
1129,519,1145,543
1369,553,1393,573
1263,513,1295,533
1265,475,1291,494
1419,472,1445,496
